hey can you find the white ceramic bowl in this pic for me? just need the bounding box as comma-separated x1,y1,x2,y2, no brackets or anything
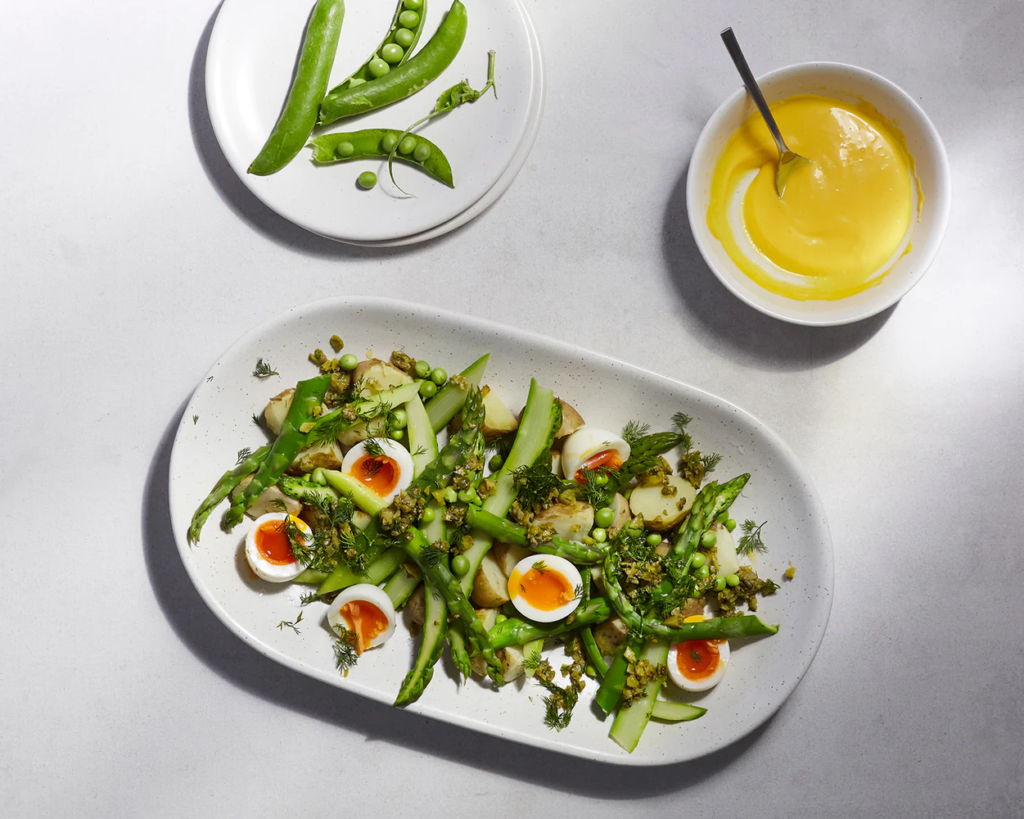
687,62,951,326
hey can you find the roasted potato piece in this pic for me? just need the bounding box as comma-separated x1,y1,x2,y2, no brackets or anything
593,616,628,657
264,388,295,437
498,644,526,684
554,399,585,438
607,493,631,535
481,385,519,441
628,475,697,531
289,441,343,474
406,584,426,629
493,541,532,576
352,359,413,397
471,549,511,607
533,501,594,542
232,476,302,519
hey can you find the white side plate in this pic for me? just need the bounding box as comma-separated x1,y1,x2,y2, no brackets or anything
206,0,544,244
168,297,833,765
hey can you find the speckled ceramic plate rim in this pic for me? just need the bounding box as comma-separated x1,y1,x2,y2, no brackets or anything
168,296,834,765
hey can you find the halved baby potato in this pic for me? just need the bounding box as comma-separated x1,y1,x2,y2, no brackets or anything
628,475,697,531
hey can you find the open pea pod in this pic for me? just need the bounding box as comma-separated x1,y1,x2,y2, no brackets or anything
308,129,454,187
327,0,428,95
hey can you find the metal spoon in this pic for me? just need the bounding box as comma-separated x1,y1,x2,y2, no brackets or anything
720,27,808,197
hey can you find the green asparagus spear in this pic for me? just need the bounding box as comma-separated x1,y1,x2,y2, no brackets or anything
672,473,750,564
464,506,608,564
394,579,448,705
487,598,611,650
403,526,504,685
608,431,688,494
188,444,271,544
603,550,777,641
223,375,331,530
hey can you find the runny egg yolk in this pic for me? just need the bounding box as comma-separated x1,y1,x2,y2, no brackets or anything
509,566,575,611
339,600,390,654
675,639,722,683
254,518,297,565
707,94,918,301
574,449,623,483
352,454,400,497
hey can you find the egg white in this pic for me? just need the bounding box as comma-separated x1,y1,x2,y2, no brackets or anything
326,583,397,653
667,615,730,692
340,438,414,504
507,554,583,624
244,512,311,583
560,426,631,481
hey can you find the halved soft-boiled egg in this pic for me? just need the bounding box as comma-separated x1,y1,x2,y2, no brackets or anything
340,438,414,505
244,512,312,583
560,426,631,483
667,614,730,692
507,554,582,623
326,584,397,654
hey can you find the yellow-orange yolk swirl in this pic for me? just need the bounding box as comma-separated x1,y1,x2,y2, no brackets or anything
707,95,917,300
340,600,390,654
254,519,297,565
509,566,575,611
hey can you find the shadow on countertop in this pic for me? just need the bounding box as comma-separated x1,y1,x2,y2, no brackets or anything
661,164,895,371
188,4,457,259
143,405,773,796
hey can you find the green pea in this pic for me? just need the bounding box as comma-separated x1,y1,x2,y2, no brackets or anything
393,28,415,48
429,367,447,385
443,487,458,503
390,428,404,441
715,576,727,592
494,613,507,625
404,0,423,8
340,353,359,371
381,43,404,64
716,511,729,524
348,77,367,88
335,141,355,158
311,469,328,486
457,489,474,503
399,136,418,155
624,527,641,539
591,528,607,543
489,454,504,471
594,472,609,487
398,10,420,28
381,132,399,153
357,171,377,189
391,408,408,429
646,533,662,547
594,507,615,529
701,530,717,548
691,552,706,569
413,142,432,162
696,564,711,579
420,507,435,524
726,573,740,588
368,57,390,78
725,518,737,532
419,380,437,398
465,489,480,505
451,555,470,577
413,359,431,378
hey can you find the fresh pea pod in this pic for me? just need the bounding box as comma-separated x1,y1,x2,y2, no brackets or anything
249,0,346,176
327,0,428,95
319,0,467,126
308,129,454,188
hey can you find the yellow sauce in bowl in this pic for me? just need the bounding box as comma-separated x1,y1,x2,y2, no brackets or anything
706,95,919,300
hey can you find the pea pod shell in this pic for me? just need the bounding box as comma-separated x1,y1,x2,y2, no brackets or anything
319,0,467,125
308,129,454,188
249,0,346,176
327,0,428,95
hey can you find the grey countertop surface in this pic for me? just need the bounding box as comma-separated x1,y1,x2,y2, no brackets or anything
2,0,1022,816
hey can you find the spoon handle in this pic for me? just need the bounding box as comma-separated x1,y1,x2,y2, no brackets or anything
720,27,789,156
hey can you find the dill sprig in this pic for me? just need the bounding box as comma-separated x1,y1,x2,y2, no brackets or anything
701,453,722,475
253,358,278,378
578,467,612,508
277,611,303,634
512,464,561,510
621,420,651,448
192,415,199,425
332,628,359,675
252,412,261,427
672,412,693,451
235,447,253,465
419,544,449,569
737,520,768,556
